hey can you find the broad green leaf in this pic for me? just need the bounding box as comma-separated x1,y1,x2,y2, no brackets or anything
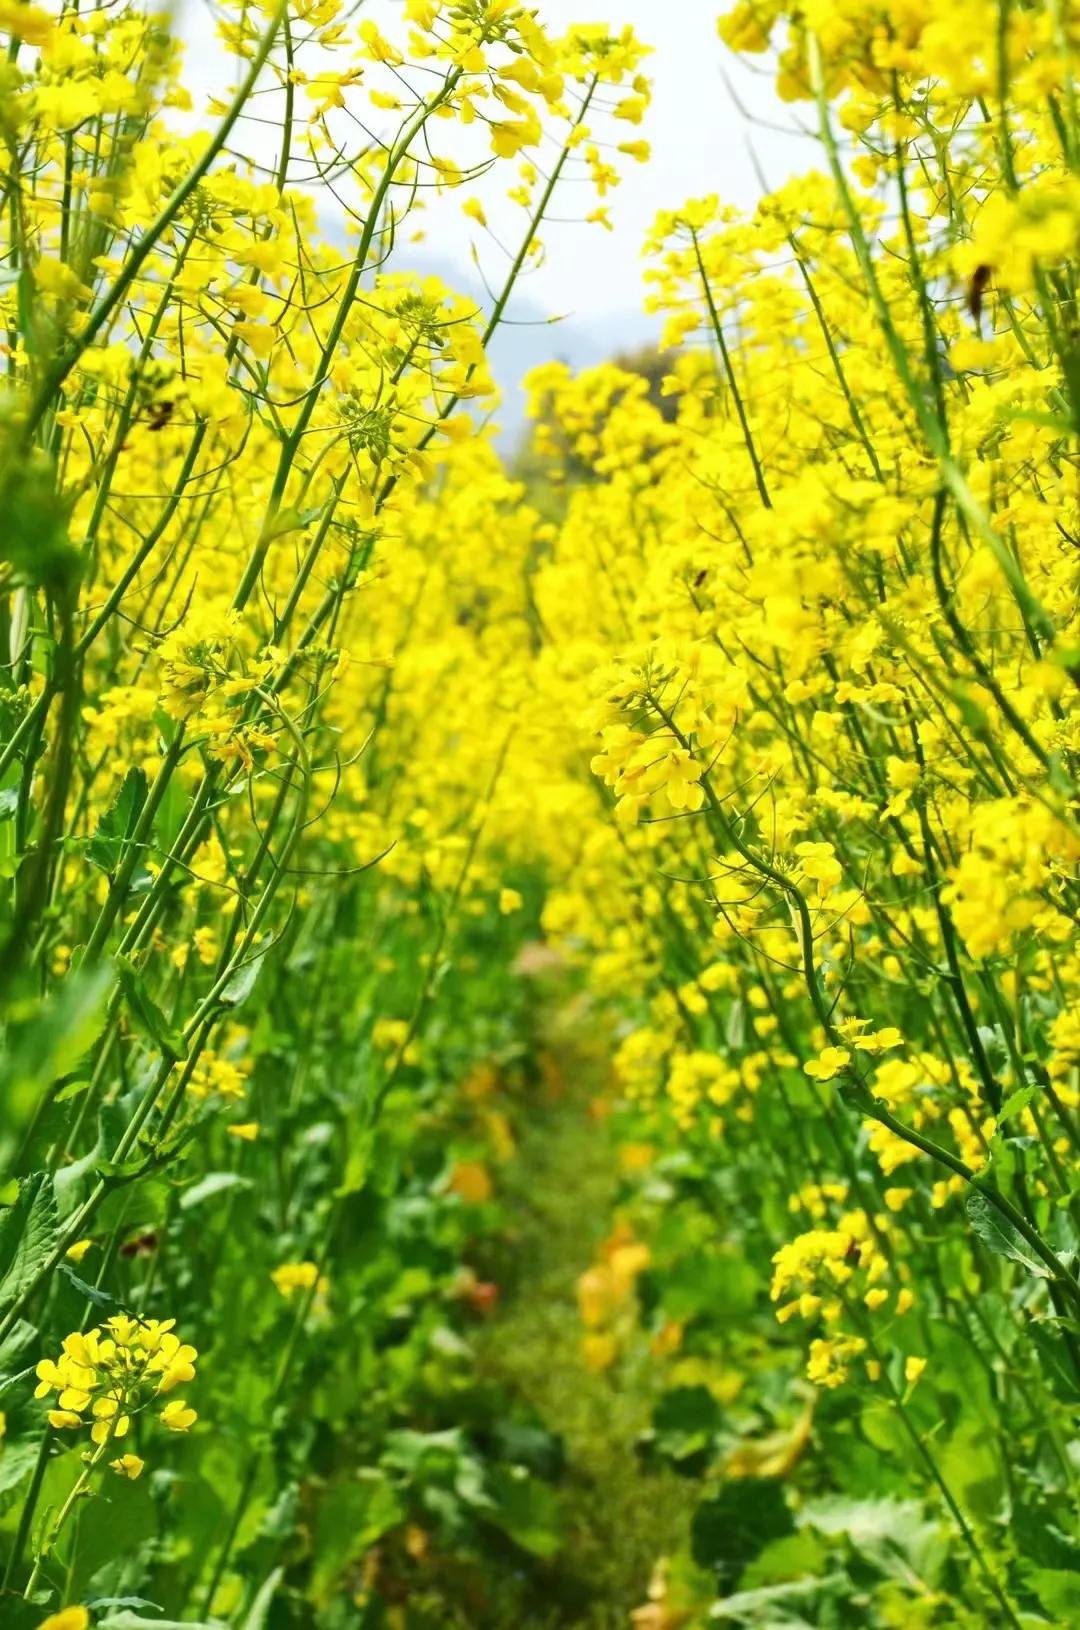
484,1467,560,1559
3,966,113,1099
96,1176,171,1236
741,1530,828,1590
310,1470,404,1604
691,1478,794,1589
649,1385,721,1466
85,1602,163,1617
86,767,148,876
997,1085,1036,1124
0,1366,35,1404
1028,1569,1080,1619
803,1492,945,1583
0,1318,37,1371
218,946,268,1010
965,1190,1052,1279
179,1171,251,1211
1027,1319,1080,1403
115,954,186,1062
660,1250,756,1322
0,1172,58,1310
0,1436,43,1500
710,1575,843,1621
99,1618,225,1630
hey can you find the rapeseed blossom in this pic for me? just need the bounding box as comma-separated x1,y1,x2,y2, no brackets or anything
35,1317,198,1457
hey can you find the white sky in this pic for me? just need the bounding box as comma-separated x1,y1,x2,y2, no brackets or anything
177,1,811,321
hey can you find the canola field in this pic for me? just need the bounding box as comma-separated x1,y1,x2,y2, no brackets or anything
1,0,1080,1625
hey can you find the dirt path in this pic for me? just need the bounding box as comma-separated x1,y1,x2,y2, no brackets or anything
475,1023,694,1628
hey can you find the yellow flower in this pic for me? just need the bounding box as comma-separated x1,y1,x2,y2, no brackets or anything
37,1610,90,1630
160,1400,197,1432
0,0,52,44
448,1161,493,1204
110,1453,145,1479
358,18,403,63
852,1027,903,1055
48,1410,84,1430
804,1046,850,1082
581,1332,618,1373
33,258,91,301
807,1335,866,1389
36,1318,198,1464
272,1261,322,1296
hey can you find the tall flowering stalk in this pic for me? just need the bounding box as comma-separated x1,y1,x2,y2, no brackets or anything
0,0,649,1614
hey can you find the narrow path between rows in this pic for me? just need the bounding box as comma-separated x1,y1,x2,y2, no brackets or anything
474,1007,695,1628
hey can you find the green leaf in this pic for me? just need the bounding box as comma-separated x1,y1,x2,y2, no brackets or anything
0,1318,38,1372
310,1470,404,1604
239,1568,284,1630
336,1128,374,1197
96,1176,170,1237
801,1494,945,1584
741,1530,828,1590
115,954,186,1062
484,1467,560,1559
58,1262,116,1308
650,1385,721,1467
3,967,113,1098
98,1617,226,1629
965,1190,1052,1279
0,452,80,594
0,1437,43,1500
54,1132,107,1217
999,407,1073,434
1028,1569,1080,1619
710,1575,842,1620
660,1250,756,1322
262,503,324,541
86,768,148,877
1013,1501,1080,1571
218,947,268,1010
691,1478,794,1589
997,1085,1036,1124
179,1171,251,1211
85,1602,162,1618
1026,1319,1080,1403
0,1172,58,1311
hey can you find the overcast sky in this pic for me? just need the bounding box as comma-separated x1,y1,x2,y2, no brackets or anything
177,1,811,322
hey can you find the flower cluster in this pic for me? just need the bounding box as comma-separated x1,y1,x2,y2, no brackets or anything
35,1317,198,1470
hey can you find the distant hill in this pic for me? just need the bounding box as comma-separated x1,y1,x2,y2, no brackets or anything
484,291,660,451
318,211,659,450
